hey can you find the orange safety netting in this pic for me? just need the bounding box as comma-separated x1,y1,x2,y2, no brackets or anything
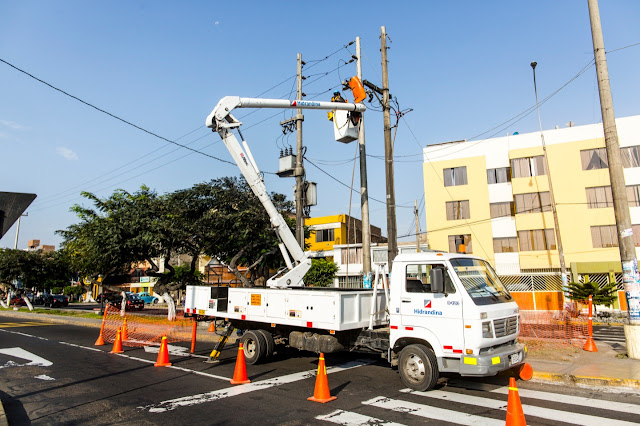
519,301,590,347
99,305,194,347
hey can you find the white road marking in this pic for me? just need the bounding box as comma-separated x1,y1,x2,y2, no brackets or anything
34,374,55,381
362,396,502,426
402,389,638,425
316,409,406,426
0,328,48,340
488,385,640,415
140,359,374,413
59,341,102,352
112,352,231,381
0,347,53,368
143,344,209,359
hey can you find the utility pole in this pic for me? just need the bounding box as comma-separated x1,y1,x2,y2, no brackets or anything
356,37,372,282
588,0,640,330
414,200,421,253
381,25,398,269
295,53,306,247
14,213,26,249
530,62,568,290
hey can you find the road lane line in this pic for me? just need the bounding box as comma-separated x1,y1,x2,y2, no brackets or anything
362,396,502,425
139,359,374,413
402,389,637,425
316,409,406,426
0,329,48,340
59,341,102,352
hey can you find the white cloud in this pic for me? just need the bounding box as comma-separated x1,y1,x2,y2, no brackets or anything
0,119,28,130
56,147,79,161
214,21,219,25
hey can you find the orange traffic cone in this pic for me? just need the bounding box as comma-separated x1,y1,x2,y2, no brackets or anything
583,337,598,352
94,318,106,346
230,343,251,384
505,377,526,426
110,328,124,354
308,353,337,403
519,363,533,381
122,317,129,341
208,322,215,332
154,335,172,367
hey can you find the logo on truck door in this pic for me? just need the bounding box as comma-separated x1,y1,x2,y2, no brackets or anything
424,300,432,308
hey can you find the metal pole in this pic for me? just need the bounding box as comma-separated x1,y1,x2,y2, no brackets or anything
530,62,568,289
14,216,21,249
356,37,372,280
588,0,640,325
295,53,305,247
415,200,421,252
381,26,398,269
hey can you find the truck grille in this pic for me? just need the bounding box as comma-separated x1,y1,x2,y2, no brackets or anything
493,316,518,338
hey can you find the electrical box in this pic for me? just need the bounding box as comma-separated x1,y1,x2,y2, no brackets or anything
305,182,317,206
277,153,296,177
332,110,360,143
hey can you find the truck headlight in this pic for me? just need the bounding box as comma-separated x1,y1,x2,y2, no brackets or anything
482,321,493,338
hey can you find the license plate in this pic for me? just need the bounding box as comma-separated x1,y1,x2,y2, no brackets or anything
509,352,522,365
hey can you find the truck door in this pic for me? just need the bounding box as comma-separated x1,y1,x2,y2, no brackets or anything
400,263,465,356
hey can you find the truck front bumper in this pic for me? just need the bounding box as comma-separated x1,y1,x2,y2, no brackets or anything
458,342,527,376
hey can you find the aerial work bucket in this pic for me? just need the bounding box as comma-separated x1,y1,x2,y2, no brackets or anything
332,109,360,143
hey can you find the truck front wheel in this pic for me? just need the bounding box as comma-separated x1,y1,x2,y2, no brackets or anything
241,330,267,365
398,344,439,391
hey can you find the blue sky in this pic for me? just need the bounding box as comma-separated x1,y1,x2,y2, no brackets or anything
1,1,639,249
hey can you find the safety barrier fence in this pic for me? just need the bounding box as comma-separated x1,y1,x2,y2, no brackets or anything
518,299,591,347
100,305,194,347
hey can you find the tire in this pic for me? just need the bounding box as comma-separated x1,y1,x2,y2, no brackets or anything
153,298,158,304
256,329,275,358
241,330,267,365
398,344,439,391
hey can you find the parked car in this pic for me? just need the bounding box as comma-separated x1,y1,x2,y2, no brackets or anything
137,292,159,304
31,294,46,305
10,295,27,306
96,292,119,303
108,293,144,311
43,294,69,308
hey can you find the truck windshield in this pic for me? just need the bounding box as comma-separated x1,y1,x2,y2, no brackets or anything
449,258,512,306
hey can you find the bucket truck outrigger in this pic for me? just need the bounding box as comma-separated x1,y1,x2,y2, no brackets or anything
185,89,528,391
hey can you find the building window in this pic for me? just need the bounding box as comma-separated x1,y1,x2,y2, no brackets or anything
315,228,334,243
493,237,519,253
591,225,618,248
448,234,472,254
621,146,640,168
580,148,608,170
446,200,470,220
490,202,515,218
443,166,467,187
514,192,551,214
341,246,363,264
585,186,613,208
518,229,556,251
511,156,546,178
487,167,511,184
628,185,640,207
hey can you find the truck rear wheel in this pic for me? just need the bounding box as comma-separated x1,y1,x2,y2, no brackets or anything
241,330,267,365
256,329,275,357
398,344,439,391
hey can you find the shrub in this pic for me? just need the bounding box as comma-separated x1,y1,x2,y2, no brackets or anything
304,258,338,287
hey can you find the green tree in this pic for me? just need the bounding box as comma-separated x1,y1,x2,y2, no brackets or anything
303,258,338,287
565,281,618,308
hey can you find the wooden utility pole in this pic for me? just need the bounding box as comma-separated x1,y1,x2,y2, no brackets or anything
295,53,305,247
414,200,421,253
381,26,398,269
588,0,640,326
356,37,372,280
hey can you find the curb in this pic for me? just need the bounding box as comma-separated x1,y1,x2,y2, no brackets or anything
532,371,640,390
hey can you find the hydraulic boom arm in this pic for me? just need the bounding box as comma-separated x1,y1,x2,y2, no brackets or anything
206,96,366,288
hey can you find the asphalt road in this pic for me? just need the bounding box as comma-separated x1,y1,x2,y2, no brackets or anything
1,316,640,425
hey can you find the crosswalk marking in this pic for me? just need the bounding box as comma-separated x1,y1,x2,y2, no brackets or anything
401,389,638,426
362,396,503,426
316,409,406,426
0,322,53,328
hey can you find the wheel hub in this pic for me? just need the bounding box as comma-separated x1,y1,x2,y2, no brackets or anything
404,353,425,382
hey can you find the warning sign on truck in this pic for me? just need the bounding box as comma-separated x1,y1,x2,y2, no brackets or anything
251,294,262,306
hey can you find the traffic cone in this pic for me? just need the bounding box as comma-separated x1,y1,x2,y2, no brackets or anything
230,343,250,384
110,328,124,354
122,317,129,341
307,353,337,403
519,363,533,381
94,318,106,346
505,377,526,426
154,335,172,367
208,322,215,332
583,336,598,352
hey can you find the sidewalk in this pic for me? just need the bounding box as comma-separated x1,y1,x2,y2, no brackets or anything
2,308,640,390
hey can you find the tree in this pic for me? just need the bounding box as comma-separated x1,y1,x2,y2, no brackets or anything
303,258,338,287
565,281,618,315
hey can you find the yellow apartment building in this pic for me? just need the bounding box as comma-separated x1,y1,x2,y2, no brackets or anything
423,115,640,307
304,214,386,259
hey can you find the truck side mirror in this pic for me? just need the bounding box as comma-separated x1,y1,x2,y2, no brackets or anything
430,268,444,293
